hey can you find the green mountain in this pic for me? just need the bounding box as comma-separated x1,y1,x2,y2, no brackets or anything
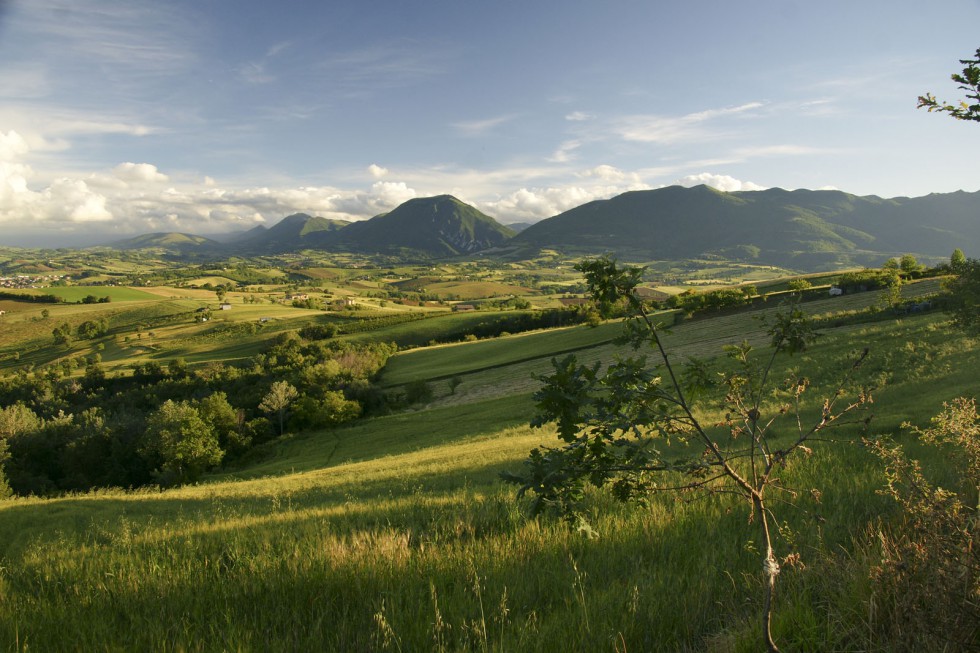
506,185,980,269
110,232,221,253
237,213,351,253
328,195,515,257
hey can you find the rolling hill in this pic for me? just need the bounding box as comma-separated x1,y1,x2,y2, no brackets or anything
234,213,351,253
110,232,221,252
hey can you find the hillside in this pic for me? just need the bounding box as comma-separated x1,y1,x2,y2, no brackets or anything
506,185,980,269
235,213,351,253
109,232,221,252
325,195,515,257
1,289,976,651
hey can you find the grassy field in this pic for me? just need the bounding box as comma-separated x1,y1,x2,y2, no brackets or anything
6,285,163,302
0,274,973,651
379,321,623,386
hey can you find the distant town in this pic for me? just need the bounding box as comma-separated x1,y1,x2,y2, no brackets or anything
0,274,67,289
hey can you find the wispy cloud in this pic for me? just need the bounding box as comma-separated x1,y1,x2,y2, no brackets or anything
318,39,451,94
615,102,765,144
547,140,582,163
452,114,517,137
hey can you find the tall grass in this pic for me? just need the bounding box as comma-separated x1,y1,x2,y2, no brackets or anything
0,311,976,651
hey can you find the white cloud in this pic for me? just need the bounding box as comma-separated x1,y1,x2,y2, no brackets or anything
673,173,766,192
0,131,30,160
481,170,651,222
580,164,644,184
565,111,594,122
114,162,169,183
368,164,389,178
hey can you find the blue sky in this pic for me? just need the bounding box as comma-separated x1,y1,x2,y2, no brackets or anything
1,0,979,246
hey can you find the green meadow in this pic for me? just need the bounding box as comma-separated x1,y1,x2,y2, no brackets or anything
2,265,975,652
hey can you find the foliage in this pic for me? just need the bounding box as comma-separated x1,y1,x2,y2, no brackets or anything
77,317,109,339
868,398,980,651
665,286,756,313
918,47,980,122
836,268,900,293
403,379,434,405
144,400,224,484
51,322,72,347
289,391,362,430
943,257,980,335
505,256,872,651
260,381,299,436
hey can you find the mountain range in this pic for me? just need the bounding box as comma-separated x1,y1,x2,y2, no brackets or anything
108,186,980,270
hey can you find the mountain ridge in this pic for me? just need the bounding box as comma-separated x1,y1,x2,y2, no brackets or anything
99,187,980,270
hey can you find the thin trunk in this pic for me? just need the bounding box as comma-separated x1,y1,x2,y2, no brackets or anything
756,496,781,653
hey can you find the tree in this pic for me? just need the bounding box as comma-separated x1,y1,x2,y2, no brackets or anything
144,400,224,484
52,322,73,348
943,257,980,335
899,253,923,277
504,256,871,652
259,381,299,436
196,392,250,455
951,248,967,269
918,47,980,122
448,375,463,395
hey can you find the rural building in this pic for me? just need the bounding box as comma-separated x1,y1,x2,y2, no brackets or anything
829,286,844,296
286,293,309,301
453,303,476,312
219,303,232,310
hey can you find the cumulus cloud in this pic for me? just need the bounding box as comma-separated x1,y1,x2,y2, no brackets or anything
673,173,766,192
580,164,644,184
0,131,114,228
114,162,169,183
0,131,30,160
481,169,651,222
368,163,389,178
0,131,429,241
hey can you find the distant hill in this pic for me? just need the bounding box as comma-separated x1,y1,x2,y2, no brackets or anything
235,214,351,253
505,185,980,269
98,186,980,269
110,232,221,253
328,195,515,257
503,222,535,234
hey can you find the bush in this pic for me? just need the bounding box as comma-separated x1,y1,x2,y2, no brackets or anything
868,398,980,651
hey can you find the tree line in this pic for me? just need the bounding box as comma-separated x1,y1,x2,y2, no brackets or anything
0,334,396,496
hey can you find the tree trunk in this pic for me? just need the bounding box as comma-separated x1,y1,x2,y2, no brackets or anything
756,496,781,653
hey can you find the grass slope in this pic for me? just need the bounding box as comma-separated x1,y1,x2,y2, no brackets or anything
0,294,975,651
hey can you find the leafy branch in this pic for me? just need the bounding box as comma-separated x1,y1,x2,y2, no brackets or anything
504,256,872,652
918,47,980,122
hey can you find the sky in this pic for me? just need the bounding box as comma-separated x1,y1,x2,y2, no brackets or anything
1,0,979,247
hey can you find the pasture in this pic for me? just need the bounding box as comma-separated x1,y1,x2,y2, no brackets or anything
0,266,973,651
